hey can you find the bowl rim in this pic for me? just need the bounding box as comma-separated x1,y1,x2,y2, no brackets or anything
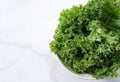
57,56,96,80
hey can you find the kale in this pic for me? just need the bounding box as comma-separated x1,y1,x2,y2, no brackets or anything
50,0,120,79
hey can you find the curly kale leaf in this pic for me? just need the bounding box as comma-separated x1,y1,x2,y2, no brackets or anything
50,0,120,79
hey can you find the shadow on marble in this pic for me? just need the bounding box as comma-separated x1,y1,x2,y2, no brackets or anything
48,55,120,82
104,77,120,82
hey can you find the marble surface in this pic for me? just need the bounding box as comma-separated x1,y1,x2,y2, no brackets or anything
0,0,120,82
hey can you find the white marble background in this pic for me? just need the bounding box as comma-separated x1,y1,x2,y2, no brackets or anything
0,0,120,82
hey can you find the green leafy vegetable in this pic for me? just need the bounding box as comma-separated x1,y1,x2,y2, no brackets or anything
50,0,120,79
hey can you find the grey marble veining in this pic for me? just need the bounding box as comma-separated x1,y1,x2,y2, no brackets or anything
0,0,120,82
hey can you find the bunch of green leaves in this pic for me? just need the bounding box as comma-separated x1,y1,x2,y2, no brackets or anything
50,0,120,79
